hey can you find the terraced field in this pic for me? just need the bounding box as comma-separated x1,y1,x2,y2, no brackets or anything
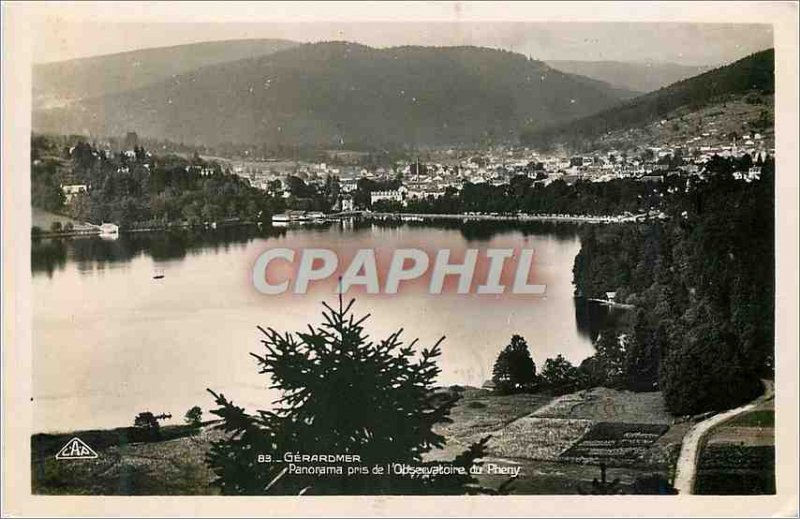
560,422,670,466
433,387,687,494
694,395,775,495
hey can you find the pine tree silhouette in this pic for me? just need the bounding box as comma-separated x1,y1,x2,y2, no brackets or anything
206,298,490,495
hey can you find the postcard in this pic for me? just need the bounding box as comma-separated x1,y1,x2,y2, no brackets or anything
2,2,798,517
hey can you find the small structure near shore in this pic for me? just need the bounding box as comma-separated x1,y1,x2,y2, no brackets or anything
99,223,120,236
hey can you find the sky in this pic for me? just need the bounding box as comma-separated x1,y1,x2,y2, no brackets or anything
34,20,773,66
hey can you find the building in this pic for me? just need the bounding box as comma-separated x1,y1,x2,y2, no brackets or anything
406,188,446,202
124,132,139,150
340,179,358,193
99,223,119,235
639,175,664,183
61,184,88,202
733,167,761,182
340,195,354,212
370,186,407,205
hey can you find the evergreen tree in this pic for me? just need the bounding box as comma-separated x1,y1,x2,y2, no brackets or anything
491,335,537,394
206,299,488,495
540,355,581,395
661,304,762,415
623,310,661,392
586,328,626,388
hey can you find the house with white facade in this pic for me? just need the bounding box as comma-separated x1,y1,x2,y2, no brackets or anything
370,186,407,205
61,184,88,202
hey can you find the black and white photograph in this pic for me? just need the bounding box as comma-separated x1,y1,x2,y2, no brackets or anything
2,2,798,517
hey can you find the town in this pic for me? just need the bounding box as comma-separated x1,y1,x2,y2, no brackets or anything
51,117,773,229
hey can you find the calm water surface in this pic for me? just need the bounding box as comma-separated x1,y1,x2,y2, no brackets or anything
32,221,612,432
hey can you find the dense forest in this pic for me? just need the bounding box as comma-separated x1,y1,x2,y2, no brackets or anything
572,156,774,414
30,135,302,229
522,49,774,149
481,156,774,416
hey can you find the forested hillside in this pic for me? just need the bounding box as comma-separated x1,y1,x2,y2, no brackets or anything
524,49,774,149
34,42,633,148
572,156,774,414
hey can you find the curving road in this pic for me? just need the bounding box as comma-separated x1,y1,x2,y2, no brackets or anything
672,380,774,494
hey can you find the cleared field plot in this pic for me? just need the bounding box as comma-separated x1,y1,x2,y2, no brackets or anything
706,426,774,447
559,422,669,467
725,409,774,428
486,417,593,461
643,421,692,469
433,388,684,492
532,387,672,424
692,396,775,495
434,389,552,446
694,445,775,495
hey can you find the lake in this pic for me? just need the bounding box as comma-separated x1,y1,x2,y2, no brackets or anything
32,220,614,433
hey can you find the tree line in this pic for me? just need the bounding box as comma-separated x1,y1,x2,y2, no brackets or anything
490,155,773,415
31,135,335,229
571,155,774,414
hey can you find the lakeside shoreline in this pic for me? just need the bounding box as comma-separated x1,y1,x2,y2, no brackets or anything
31,205,666,240
31,220,264,239
357,211,657,224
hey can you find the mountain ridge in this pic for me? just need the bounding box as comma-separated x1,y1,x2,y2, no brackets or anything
33,41,635,148
33,39,299,108
524,49,774,149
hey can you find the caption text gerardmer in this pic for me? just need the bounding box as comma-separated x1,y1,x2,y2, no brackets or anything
252,248,547,295
257,453,521,477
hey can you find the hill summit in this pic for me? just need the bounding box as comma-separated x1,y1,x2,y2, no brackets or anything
34,41,633,148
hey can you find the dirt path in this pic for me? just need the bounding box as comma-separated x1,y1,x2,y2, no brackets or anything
672,381,774,494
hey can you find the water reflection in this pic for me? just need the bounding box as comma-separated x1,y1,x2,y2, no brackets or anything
32,220,618,432
30,238,67,277
367,218,582,243
32,225,289,277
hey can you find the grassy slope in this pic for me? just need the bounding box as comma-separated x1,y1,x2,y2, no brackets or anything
32,423,220,495
580,93,774,152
